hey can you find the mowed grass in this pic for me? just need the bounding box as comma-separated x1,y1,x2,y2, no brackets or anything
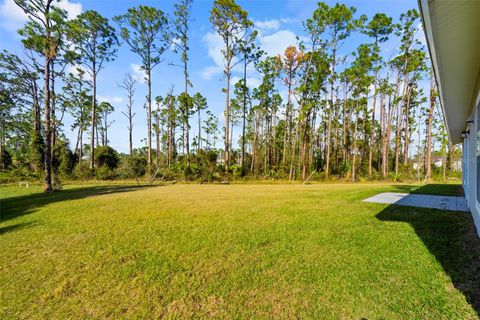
1,183,479,319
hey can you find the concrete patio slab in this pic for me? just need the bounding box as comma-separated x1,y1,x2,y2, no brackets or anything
363,192,469,212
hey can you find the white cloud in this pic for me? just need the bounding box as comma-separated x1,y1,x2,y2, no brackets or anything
170,37,181,52
259,29,301,57
280,18,297,24
201,65,222,80
66,64,92,81
202,31,224,67
200,31,227,80
0,0,82,33
254,19,281,32
130,63,147,84
231,75,261,89
254,18,297,34
201,28,304,80
415,23,427,46
98,95,124,105
60,0,82,20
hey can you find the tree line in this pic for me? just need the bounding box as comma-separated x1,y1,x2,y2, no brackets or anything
0,0,459,192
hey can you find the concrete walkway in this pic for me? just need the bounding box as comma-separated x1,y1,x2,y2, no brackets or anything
363,192,469,212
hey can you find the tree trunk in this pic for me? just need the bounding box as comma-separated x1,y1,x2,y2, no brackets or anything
368,68,378,176
448,144,455,173
326,37,337,178
147,64,152,177
129,116,133,156
352,107,359,182
155,113,160,168
416,108,422,182
426,75,435,180
104,112,108,146
50,61,57,148
289,119,299,181
79,129,83,163
342,86,348,163
184,53,190,172
394,97,402,176
225,66,231,171
90,64,97,171
74,123,82,157
197,110,201,152
403,81,411,166
44,55,53,192
0,122,4,171
241,57,247,176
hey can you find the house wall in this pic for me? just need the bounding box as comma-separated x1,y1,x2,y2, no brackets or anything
463,90,480,237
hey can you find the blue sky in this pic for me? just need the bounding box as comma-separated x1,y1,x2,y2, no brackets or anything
0,0,423,153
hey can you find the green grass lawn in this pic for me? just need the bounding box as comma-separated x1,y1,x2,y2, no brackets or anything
1,183,479,319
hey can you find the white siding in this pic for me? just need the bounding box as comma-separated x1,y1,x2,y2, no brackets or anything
465,98,480,237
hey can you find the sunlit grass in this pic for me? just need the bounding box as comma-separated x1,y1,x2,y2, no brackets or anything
0,183,478,319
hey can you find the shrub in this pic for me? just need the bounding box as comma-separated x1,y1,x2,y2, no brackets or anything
231,165,243,177
73,161,93,180
96,165,116,180
116,156,146,179
54,141,74,177
52,174,63,191
94,146,119,169
0,148,12,170
28,128,44,173
338,161,352,178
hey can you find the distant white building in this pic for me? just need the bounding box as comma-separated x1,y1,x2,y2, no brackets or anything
411,156,462,171
419,0,480,235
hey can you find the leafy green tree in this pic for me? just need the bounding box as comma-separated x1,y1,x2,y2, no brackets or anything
309,2,360,177
391,9,423,173
63,68,91,163
15,0,70,192
0,50,44,173
278,46,303,172
97,101,114,146
29,123,45,173
172,0,193,171
210,0,252,170
203,110,219,149
158,93,179,167
192,92,208,151
239,25,261,176
115,6,170,177
349,44,374,181
0,80,15,171
94,145,119,169
362,13,393,175
55,139,74,177
425,71,437,179
177,92,194,172
69,10,118,170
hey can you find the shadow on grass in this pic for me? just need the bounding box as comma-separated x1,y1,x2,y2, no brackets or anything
376,204,480,316
0,185,152,224
0,221,37,235
377,183,464,197
411,184,465,197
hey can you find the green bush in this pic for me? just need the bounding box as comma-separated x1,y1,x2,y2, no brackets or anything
73,161,93,180
94,146,119,169
95,165,116,180
116,156,146,179
231,165,243,177
0,148,12,170
338,161,352,178
54,141,74,177
28,128,44,173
